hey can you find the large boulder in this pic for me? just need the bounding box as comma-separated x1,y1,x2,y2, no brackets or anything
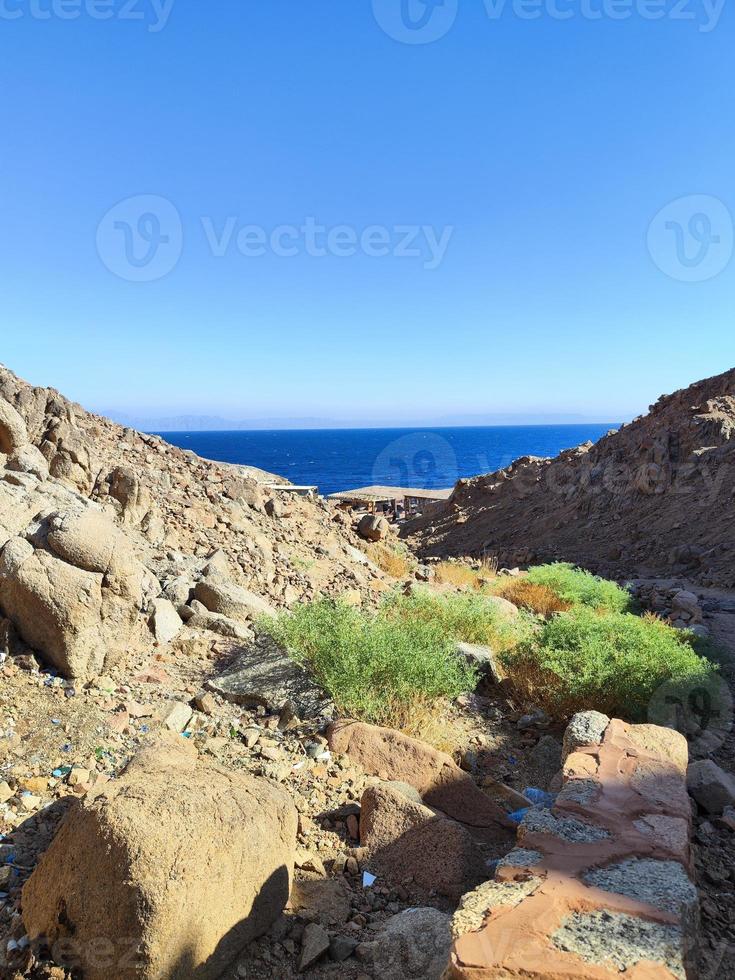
357,514,390,542
327,721,514,837
206,637,331,718
22,734,297,980
0,397,28,454
0,509,147,678
194,577,276,622
360,782,484,898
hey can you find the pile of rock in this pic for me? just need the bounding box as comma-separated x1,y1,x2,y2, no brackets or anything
630,580,708,636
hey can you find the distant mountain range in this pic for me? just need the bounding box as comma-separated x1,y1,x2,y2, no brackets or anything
103,410,624,433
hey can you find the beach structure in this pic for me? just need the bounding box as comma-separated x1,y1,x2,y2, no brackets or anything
263,483,318,499
328,485,453,518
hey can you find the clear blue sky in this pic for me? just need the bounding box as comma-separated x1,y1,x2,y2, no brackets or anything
1,0,732,423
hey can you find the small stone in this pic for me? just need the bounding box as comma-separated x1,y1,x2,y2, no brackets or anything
688,759,735,815
0,780,14,804
329,935,359,961
157,701,194,733
242,729,260,748
295,849,326,876
193,691,216,715
299,922,330,971
68,768,90,787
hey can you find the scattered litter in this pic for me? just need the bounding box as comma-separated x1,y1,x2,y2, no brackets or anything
362,871,377,888
523,787,556,808
507,808,531,825
51,719,61,726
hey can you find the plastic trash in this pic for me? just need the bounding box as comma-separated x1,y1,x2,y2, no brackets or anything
507,807,531,825
523,787,556,808
362,871,377,888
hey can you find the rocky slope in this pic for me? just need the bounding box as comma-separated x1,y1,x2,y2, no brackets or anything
0,363,386,680
405,368,735,587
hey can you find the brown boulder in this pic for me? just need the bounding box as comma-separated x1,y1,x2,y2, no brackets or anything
357,514,390,542
327,721,513,835
0,509,147,679
360,782,484,898
22,734,297,980
194,577,276,622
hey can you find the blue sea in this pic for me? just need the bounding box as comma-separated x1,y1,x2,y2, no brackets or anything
157,425,617,498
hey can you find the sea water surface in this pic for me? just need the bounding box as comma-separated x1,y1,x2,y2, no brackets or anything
157,425,617,498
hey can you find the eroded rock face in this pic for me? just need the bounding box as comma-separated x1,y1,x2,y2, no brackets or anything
22,734,297,980
446,718,697,980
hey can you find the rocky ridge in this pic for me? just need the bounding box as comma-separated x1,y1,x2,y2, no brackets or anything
405,368,735,587
0,362,387,680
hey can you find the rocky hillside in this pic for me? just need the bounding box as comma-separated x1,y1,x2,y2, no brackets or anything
405,368,735,587
0,363,385,679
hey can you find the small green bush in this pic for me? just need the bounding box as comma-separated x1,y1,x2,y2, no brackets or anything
259,594,478,728
383,589,535,653
525,562,633,613
501,607,716,720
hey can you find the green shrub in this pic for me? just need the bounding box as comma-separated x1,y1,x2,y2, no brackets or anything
501,607,716,720
525,562,633,613
383,589,535,653
259,594,478,728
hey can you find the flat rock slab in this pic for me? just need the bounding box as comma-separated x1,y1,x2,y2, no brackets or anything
206,638,332,719
448,717,698,980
